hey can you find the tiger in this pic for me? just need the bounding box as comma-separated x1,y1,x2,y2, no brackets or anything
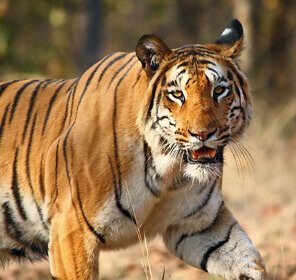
0,19,268,280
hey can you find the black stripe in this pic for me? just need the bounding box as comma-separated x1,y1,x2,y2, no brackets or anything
158,136,174,155
177,61,189,68
207,67,220,77
175,45,196,51
36,204,49,233
227,70,233,81
40,78,53,87
25,114,48,231
183,180,217,218
111,59,138,223
52,141,60,204
175,49,216,57
175,233,188,252
195,49,217,56
186,78,192,86
62,128,88,227
200,222,237,271
62,127,105,244
197,59,216,66
22,82,43,143
219,76,227,83
216,134,230,142
108,157,136,223
2,202,48,258
107,55,136,90
108,156,119,195
132,67,143,88
59,86,73,134
3,201,25,242
97,53,126,85
234,84,241,98
175,201,224,252
144,141,161,196
167,80,178,87
0,103,11,144
155,89,162,119
68,79,79,123
177,69,186,77
62,129,74,195
9,80,39,124
0,80,20,98
39,153,45,200
26,114,37,194
230,67,246,99
220,125,230,133
154,92,176,127
157,115,171,123
195,46,217,53
42,80,67,135
11,148,27,220
76,53,116,111
157,115,170,122
75,180,106,244
234,68,246,87
10,248,27,259
41,78,58,91
146,82,158,121
161,75,166,86
230,105,243,113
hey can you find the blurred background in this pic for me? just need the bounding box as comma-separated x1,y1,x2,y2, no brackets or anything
0,0,295,279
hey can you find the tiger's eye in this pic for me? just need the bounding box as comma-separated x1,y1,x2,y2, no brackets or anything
172,91,183,98
214,86,225,95
167,90,185,105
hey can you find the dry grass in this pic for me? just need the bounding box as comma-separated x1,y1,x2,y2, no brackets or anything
0,103,295,280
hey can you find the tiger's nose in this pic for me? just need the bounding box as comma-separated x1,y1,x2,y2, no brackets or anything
190,128,217,141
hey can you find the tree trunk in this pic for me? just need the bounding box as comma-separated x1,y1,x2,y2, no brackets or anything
82,0,103,72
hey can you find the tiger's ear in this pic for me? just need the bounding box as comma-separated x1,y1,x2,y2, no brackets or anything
215,19,244,59
136,34,171,77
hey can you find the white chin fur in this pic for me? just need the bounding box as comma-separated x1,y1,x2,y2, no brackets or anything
183,163,222,183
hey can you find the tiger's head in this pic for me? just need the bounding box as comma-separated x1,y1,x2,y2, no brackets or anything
136,19,252,179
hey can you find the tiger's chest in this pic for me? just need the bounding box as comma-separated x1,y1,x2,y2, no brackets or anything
94,146,183,249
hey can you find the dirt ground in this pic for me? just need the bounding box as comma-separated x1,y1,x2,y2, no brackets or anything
0,111,295,280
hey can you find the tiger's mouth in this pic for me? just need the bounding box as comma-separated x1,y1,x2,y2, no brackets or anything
184,146,224,164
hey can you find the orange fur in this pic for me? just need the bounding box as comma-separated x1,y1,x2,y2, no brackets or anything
0,21,267,280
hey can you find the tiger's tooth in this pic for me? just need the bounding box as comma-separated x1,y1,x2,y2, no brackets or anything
208,149,217,158
191,150,200,160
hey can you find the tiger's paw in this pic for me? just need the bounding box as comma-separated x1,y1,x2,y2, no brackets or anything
238,271,268,280
208,254,268,280
239,275,267,280
236,262,268,280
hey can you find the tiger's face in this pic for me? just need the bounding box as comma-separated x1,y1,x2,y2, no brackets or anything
154,55,251,164
137,20,252,178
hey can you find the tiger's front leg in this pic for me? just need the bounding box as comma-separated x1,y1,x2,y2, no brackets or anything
49,210,100,280
163,204,268,280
